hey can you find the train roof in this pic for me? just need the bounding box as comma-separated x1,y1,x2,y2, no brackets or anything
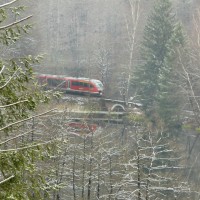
38,74,102,82
38,74,66,78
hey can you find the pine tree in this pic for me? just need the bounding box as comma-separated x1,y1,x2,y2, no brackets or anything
0,1,53,199
132,0,185,130
156,24,184,128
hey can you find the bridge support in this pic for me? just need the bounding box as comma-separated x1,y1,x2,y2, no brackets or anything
111,104,125,112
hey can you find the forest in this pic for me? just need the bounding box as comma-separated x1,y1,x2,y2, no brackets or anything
1,0,200,199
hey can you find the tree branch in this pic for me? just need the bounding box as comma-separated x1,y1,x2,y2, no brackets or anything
0,67,20,90
0,175,15,185
0,65,5,75
0,140,53,152
0,99,28,109
0,15,32,30
0,108,57,132
0,129,33,146
0,0,19,9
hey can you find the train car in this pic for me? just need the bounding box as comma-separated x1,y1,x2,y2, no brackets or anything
66,121,97,134
37,74,104,96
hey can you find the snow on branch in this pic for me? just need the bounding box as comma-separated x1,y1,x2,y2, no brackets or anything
0,67,20,90
0,108,57,132
0,65,5,75
0,15,32,30
0,99,28,109
0,175,15,185
0,129,33,146
0,140,54,152
0,0,19,9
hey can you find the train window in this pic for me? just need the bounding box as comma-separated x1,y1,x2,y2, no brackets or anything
60,80,66,88
79,82,84,87
38,77,46,84
89,84,94,88
91,80,103,89
47,79,54,86
72,81,85,87
83,82,89,87
72,81,79,86
47,79,65,88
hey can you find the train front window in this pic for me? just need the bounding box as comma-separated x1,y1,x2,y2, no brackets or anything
92,80,103,89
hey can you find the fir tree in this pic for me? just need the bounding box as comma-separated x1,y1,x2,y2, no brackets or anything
0,1,53,199
157,24,184,128
132,0,185,128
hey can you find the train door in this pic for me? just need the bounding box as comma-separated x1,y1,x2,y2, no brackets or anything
67,80,71,90
76,81,84,93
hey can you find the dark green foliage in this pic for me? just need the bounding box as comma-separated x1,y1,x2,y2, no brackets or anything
0,5,32,45
132,0,185,128
156,24,184,128
0,1,53,199
0,147,50,200
0,55,49,132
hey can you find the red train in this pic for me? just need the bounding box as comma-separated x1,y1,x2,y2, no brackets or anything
37,74,104,96
67,122,97,134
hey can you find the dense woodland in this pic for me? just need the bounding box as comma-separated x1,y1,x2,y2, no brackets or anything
1,0,200,200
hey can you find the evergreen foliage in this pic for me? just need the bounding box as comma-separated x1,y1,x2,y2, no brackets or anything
132,0,185,128
0,1,52,199
157,24,184,128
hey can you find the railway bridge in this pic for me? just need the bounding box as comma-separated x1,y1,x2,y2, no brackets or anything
61,94,142,112
99,98,142,112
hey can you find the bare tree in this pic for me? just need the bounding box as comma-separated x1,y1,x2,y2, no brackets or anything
121,0,141,103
